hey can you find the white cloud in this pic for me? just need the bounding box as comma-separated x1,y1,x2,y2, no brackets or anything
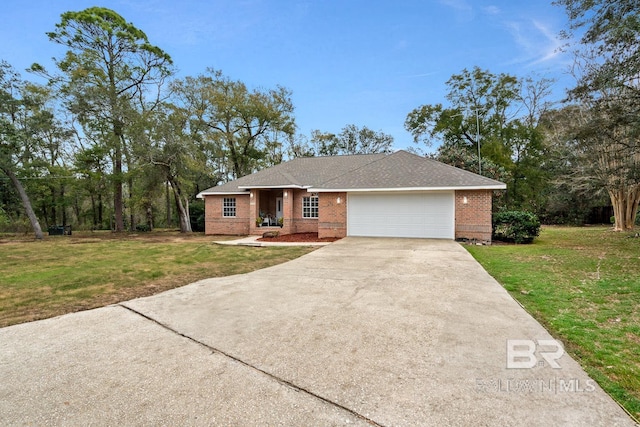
504,18,563,67
438,0,474,21
439,0,472,12
530,20,563,64
483,5,501,15
403,71,438,79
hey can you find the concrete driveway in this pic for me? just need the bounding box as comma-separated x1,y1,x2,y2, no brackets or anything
0,238,635,426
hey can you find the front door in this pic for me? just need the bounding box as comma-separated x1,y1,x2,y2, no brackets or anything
276,197,283,221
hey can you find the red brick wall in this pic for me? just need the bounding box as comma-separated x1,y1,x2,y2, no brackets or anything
455,190,492,242
204,194,250,235
290,189,319,234
318,192,347,238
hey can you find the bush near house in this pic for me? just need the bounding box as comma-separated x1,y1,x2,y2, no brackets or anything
492,211,541,243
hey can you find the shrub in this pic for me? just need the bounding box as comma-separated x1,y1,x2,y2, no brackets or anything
0,207,8,228
135,224,151,232
492,211,541,244
189,200,205,232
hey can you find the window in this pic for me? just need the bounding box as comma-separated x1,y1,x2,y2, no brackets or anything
302,195,318,218
223,197,236,217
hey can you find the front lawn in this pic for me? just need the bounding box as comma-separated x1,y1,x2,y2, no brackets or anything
0,231,316,328
467,226,640,421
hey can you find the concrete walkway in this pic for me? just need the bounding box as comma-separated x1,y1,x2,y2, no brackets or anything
214,235,332,247
0,238,636,426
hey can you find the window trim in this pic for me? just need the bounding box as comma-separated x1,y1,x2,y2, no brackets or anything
302,194,319,219
222,197,237,217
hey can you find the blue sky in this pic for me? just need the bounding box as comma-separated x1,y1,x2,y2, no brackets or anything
1,0,573,150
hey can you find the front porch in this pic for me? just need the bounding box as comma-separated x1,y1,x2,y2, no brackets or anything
248,188,320,236
201,190,348,239
254,189,284,228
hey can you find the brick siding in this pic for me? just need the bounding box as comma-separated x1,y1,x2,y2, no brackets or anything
454,190,493,242
290,189,319,234
318,192,348,239
204,194,250,235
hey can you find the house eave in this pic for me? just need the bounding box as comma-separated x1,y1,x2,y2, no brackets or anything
237,184,308,190
196,191,248,199
311,185,507,193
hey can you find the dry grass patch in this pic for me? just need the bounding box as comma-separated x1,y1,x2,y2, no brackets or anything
0,230,316,327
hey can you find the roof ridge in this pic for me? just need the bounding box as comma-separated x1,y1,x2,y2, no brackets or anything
311,152,388,160
315,151,392,187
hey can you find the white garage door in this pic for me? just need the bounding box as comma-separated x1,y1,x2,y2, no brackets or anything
347,192,454,239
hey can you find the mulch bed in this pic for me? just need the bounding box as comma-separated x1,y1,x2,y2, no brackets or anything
257,232,341,243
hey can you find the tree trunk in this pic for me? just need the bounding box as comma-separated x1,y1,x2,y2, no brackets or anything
1,166,44,239
98,192,103,228
113,150,124,232
128,176,135,232
146,205,153,231
90,193,97,229
73,195,81,228
61,185,67,226
166,181,172,227
50,187,57,226
170,179,192,233
609,185,640,231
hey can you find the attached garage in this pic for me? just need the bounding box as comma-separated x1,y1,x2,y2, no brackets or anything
347,192,455,239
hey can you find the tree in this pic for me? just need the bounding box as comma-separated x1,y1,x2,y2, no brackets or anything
405,67,520,161
555,0,640,97
0,61,44,239
133,103,210,233
37,7,173,232
538,106,613,224
549,99,640,230
310,124,394,156
287,134,316,158
172,69,296,180
18,83,75,229
555,0,640,230
73,144,110,229
405,67,553,210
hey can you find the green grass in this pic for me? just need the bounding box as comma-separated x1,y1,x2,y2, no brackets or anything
467,226,640,421
0,231,316,327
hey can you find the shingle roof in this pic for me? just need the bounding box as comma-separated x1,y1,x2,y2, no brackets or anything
196,150,505,197
197,153,387,194
316,150,505,190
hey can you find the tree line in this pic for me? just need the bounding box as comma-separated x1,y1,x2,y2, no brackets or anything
401,0,639,231
1,1,638,238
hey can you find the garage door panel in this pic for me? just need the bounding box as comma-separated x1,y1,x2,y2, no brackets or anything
347,192,454,239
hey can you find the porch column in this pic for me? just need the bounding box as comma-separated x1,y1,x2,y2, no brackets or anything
281,189,293,234
249,190,259,234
